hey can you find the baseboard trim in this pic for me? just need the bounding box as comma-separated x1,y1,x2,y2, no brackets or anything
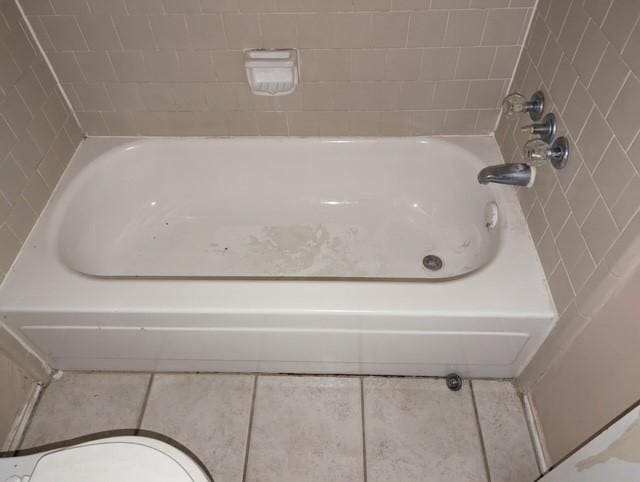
523,393,549,475
3,382,42,452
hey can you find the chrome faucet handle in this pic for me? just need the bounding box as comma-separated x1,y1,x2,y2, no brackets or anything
502,90,545,121
520,113,556,143
523,136,569,169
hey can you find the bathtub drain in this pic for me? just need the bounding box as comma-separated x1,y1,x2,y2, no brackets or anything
422,255,443,271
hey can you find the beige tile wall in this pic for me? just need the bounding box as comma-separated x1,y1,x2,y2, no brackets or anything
24,0,535,136
498,0,640,319
499,0,640,463
0,0,82,281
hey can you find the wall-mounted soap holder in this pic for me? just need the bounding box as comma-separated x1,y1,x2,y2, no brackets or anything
244,49,298,96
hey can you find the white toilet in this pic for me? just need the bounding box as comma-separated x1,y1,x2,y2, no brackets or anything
0,435,211,481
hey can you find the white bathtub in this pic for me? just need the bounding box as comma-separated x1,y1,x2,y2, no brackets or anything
0,136,555,378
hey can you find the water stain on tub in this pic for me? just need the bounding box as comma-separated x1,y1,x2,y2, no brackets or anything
247,224,359,274
209,223,379,276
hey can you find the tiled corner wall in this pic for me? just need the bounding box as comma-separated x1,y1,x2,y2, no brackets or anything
497,0,640,318
23,0,535,137
499,0,640,461
0,0,82,281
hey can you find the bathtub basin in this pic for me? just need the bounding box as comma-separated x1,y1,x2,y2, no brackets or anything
56,138,499,279
0,136,555,378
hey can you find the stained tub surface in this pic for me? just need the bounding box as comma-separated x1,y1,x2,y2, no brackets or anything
0,137,556,378
56,138,499,279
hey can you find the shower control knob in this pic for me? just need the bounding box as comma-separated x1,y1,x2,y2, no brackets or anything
523,136,570,169
520,113,557,143
502,90,545,121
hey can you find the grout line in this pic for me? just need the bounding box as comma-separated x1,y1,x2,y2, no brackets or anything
442,10,451,49
136,373,154,431
558,74,579,117
628,127,640,160
554,0,575,44
486,46,499,80
241,375,258,482
598,0,615,29
452,46,463,80
469,380,492,482
549,206,571,244
360,377,368,482
14,0,81,131
478,9,490,46
569,14,589,66
604,70,632,118
571,103,595,148
620,15,640,56
403,11,411,49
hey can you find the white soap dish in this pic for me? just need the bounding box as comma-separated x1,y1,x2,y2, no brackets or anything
244,49,298,96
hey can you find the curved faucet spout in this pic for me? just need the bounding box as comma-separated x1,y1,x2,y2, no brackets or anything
477,163,535,187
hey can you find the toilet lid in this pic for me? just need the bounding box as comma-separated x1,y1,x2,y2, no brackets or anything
28,439,209,482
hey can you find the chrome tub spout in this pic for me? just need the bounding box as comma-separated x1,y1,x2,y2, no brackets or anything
477,163,534,187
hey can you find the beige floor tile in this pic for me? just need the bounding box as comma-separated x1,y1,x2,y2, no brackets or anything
21,372,150,448
472,380,539,482
140,373,254,482
364,377,487,482
246,376,364,482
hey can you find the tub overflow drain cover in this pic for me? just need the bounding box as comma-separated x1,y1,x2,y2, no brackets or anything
423,255,443,271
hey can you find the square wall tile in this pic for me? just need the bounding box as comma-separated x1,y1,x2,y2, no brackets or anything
482,8,528,46
445,10,487,47
25,1,535,136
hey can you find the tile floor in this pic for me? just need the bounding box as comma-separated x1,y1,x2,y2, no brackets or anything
18,372,539,482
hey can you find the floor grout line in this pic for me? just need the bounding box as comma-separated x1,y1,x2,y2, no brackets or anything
136,373,154,431
241,375,258,482
360,377,368,482
469,380,492,482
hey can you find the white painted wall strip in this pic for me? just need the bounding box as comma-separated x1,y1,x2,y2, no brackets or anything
523,393,550,474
